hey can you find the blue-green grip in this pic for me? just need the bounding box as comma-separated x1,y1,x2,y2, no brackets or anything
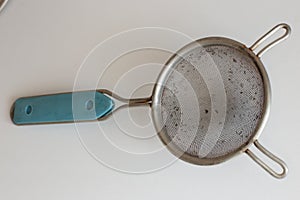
11,91,114,125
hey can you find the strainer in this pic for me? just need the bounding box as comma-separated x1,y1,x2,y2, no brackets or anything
11,23,291,179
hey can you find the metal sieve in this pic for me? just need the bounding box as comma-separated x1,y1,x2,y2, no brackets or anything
11,23,291,179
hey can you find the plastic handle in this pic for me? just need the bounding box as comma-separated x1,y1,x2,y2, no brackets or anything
11,91,114,125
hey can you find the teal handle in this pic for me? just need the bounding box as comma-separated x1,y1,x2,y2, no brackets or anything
11,91,114,125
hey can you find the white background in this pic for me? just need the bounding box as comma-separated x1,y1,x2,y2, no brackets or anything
0,0,299,199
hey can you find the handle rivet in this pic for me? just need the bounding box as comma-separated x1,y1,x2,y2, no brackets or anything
86,100,94,111
25,105,32,115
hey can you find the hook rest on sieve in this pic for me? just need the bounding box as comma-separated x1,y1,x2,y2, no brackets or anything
250,23,291,57
245,140,288,179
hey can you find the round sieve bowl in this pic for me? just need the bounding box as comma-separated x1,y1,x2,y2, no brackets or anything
151,23,290,179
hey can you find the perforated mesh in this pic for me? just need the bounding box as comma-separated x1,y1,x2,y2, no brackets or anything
160,44,265,159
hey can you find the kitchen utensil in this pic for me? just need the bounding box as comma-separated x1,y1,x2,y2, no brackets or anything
11,23,291,179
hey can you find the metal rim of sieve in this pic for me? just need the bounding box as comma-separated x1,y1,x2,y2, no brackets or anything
152,37,269,164
151,23,291,179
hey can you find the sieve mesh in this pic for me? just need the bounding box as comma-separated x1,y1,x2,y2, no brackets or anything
160,44,265,159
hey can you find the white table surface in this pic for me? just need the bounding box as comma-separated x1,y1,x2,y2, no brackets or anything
0,0,299,199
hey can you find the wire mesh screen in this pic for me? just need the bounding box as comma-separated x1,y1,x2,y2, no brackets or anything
160,44,265,159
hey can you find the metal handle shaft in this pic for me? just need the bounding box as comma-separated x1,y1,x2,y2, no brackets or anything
245,140,287,179
250,23,291,57
98,89,151,105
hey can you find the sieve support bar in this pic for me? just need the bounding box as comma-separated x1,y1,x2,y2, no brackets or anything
245,140,288,179
249,23,291,57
